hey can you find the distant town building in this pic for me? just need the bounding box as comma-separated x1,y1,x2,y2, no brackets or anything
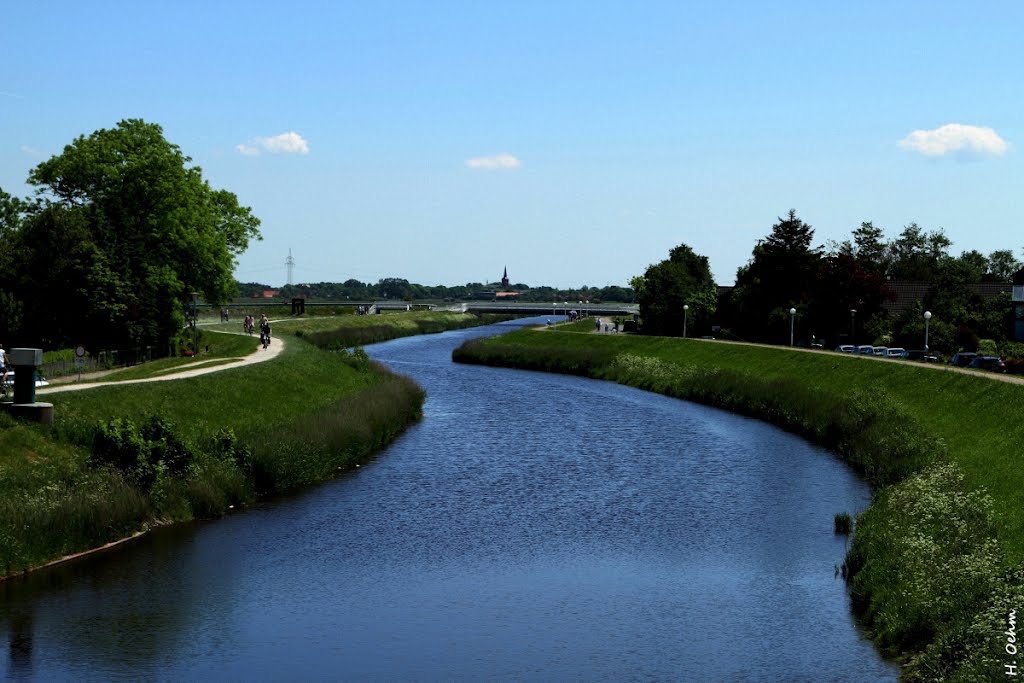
473,268,523,300
495,266,520,300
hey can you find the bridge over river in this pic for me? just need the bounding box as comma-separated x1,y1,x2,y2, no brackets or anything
357,300,637,317
448,301,636,316
229,299,638,317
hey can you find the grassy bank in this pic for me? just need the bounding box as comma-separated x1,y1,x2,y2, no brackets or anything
2,312,485,577
279,310,516,349
453,328,1024,679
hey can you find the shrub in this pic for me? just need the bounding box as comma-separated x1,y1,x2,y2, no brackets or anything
141,416,194,476
91,417,150,481
98,350,115,370
210,427,252,472
91,416,194,489
999,341,1024,360
336,346,373,371
977,338,998,355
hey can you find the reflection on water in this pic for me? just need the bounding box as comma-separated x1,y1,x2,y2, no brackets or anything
0,319,897,681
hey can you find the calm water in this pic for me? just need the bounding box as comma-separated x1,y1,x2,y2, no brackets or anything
0,319,897,681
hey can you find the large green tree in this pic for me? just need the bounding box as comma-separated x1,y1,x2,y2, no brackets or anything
886,223,951,281
732,210,822,342
637,243,716,336
987,249,1021,282
6,119,260,350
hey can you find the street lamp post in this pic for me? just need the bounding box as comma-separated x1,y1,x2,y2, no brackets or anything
850,309,857,346
924,311,932,352
191,292,200,355
683,304,689,338
789,307,796,346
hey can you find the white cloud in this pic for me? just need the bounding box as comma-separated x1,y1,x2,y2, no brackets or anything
19,144,43,158
236,131,310,156
465,153,522,170
899,123,1008,159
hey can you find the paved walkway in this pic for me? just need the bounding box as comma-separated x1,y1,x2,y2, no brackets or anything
37,331,284,395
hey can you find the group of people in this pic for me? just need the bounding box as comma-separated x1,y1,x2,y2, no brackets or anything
593,317,620,333
243,314,272,349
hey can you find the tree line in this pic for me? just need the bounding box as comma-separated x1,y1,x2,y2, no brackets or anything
636,210,1023,353
238,279,636,305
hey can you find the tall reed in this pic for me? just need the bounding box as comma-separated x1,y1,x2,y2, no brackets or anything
244,368,425,494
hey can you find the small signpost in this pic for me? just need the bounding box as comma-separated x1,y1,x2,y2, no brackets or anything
75,344,86,381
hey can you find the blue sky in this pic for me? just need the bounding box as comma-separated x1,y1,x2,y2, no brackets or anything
3,2,1022,288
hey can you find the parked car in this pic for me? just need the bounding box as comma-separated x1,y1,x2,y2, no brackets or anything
903,349,939,362
855,345,875,355
834,345,855,353
967,356,1006,373
949,352,978,367
873,346,888,356
884,347,906,358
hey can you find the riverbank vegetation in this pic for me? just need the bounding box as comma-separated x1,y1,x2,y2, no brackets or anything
453,327,1024,679
0,310,513,577
2,343,423,575
280,311,517,349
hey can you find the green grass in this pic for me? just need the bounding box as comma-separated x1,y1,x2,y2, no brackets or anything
287,311,516,348
0,411,148,574
89,332,260,381
49,332,382,440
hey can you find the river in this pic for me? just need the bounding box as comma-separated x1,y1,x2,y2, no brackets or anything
0,319,896,681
